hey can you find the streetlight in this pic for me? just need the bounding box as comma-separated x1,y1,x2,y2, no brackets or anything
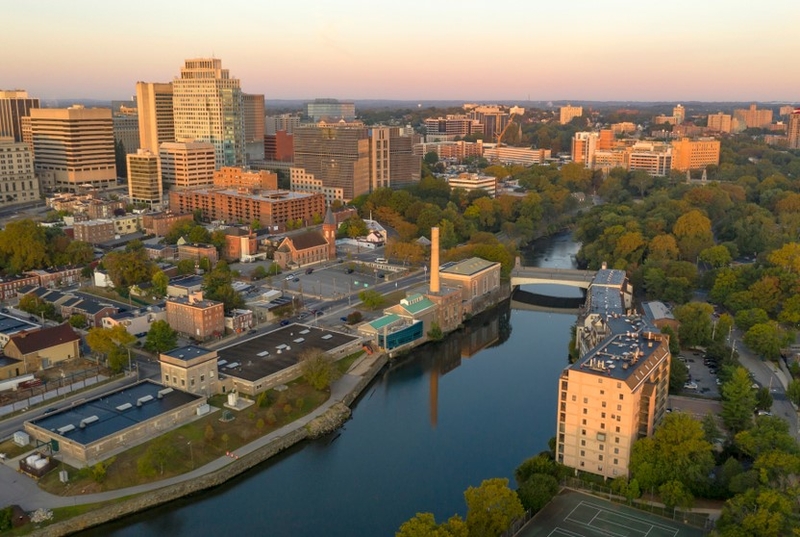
188,441,194,469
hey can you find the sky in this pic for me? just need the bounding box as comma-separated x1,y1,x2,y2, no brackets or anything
3,0,798,103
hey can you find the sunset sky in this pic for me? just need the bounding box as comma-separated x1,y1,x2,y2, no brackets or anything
4,0,797,103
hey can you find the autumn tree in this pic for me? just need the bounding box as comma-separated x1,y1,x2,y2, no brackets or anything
672,209,714,261
0,219,50,272
86,325,136,372
151,270,169,298
145,320,178,354
464,478,524,537
299,348,339,391
743,322,793,361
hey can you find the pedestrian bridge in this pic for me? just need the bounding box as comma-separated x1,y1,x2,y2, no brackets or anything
510,260,596,289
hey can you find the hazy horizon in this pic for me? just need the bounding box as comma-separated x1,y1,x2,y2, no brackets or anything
5,0,797,103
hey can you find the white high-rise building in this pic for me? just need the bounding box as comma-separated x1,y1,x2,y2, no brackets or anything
136,82,174,153
172,58,245,168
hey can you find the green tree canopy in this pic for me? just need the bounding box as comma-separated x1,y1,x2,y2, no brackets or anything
145,320,178,354
463,478,524,537
721,367,757,434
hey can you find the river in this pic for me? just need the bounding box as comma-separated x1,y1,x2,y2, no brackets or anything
91,233,583,536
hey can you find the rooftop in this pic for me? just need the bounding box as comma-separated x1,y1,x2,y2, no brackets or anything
591,268,627,287
216,324,359,383
367,314,401,331
440,257,498,277
162,345,214,361
0,314,39,336
397,293,436,315
641,301,674,322
27,380,201,445
9,323,80,355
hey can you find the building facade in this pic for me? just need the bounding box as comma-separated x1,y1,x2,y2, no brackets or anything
159,141,216,190
166,292,224,341
706,113,732,133
788,109,800,150
136,82,175,153
671,137,721,172
213,167,277,190
142,211,194,236
733,104,773,129
0,137,39,207
29,106,117,191
168,187,325,231
560,105,583,125
127,149,162,206
112,101,140,155
243,93,265,162
265,114,301,135
305,99,356,122
160,345,219,396
446,173,497,197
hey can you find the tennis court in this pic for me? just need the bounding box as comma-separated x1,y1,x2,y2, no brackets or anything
518,490,708,537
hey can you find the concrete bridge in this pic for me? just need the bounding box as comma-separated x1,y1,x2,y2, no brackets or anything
510,259,597,289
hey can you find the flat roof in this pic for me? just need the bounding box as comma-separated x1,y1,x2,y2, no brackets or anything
28,380,201,445
641,301,674,321
0,314,38,335
217,324,360,382
162,345,213,361
368,314,401,331
586,286,623,316
591,269,626,287
440,257,497,277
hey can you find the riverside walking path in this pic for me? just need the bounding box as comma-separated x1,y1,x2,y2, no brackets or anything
0,353,380,513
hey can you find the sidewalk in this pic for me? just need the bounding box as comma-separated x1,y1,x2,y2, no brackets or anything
0,365,369,511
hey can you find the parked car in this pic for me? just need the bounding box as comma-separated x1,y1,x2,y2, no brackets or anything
346,268,354,274
280,320,290,326
340,316,348,322
293,277,300,282
378,273,385,279
306,268,314,274
683,382,698,390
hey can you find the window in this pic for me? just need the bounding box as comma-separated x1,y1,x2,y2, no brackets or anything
581,440,586,446
581,429,586,436
583,408,587,414
582,419,587,425
600,390,605,395
598,379,603,384
602,401,607,408
583,397,588,404
616,426,621,433
200,374,205,382
572,395,577,401
600,423,606,429
617,404,622,411
614,448,619,454
615,437,620,444
580,461,585,467
598,454,604,461
599,444,604,451
614,458,618,465
619,394,624,400
601,412,606,419
580,450,585,457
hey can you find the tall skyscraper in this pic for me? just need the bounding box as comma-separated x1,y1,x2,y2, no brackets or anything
243,93,265,162
369,127,421,191
0,137,39,207
127,149,162,206
29,106,117,191
172,58,245,168
136,82,174,153
0,90,40,142
788,109,800,150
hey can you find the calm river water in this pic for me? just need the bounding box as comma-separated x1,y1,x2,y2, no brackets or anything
92,233,582,537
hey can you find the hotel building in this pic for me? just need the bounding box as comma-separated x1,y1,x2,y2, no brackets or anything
173,58,245,167
29,106,117,191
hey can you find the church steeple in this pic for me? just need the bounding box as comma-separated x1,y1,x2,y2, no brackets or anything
322,204,337,260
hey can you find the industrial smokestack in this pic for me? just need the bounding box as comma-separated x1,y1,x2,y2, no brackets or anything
430,227,440,294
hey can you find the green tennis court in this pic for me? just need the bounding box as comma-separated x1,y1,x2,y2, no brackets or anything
517,490,708,537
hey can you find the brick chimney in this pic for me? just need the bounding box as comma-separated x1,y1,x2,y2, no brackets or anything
430,227,440,294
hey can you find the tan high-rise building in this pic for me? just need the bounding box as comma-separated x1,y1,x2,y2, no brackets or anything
112,100,140,154
0,137,39,207
560,105,583,125
127,149,162,206
788,109,800,150
733,103,773,129
671,137,721,172
293,122,371,201
173,58,244,168
265,114,301,135
572,132,598,167
30,106,117,191
159,141,215,190
706,112,732,133
0,90,39,143
136,82,174,153
368,126,421,191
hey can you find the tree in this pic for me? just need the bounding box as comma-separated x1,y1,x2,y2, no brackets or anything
755,387,773,412
672,209,714,261
145,320,178,354
359,289,386,309
743,322,793,361
18,294,56,320
464,478,524,537
396,512,467,537
86,325,136,372
721,367,757,434
151,270,169,298
0,219,50,273
68,314,87,329
427,322,443,341
65,240,95,265
137,436,178,477
674,302,714,347
516,474,559,512
786,380,800,407
699,245,732,268
658,480,693,511
299,348,339,391
735,415,798,458
251,265,268,280
669,358,689,394
717,488,794,537
177,258,196,275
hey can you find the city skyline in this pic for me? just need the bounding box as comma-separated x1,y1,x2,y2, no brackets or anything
4,0,798,103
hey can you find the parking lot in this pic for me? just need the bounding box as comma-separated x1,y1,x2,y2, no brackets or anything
678,350,720,398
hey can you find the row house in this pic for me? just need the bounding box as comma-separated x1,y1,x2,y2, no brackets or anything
0,274,40,301
59,296,118,328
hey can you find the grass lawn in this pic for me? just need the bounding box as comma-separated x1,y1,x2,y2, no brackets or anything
0,438,31,460
38,382,329,496
336,351,365,375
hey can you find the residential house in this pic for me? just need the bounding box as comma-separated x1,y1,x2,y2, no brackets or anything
3,323,81,371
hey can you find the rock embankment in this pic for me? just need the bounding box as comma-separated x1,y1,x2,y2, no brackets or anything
305,402,351,439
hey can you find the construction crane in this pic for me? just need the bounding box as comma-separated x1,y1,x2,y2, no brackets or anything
489,107,524,165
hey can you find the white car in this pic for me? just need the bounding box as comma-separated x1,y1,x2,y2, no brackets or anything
683,382,698,390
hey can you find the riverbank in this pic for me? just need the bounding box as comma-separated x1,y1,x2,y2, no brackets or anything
12,351,388,537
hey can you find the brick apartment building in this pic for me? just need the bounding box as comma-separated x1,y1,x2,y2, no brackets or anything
142,212,194,236
166,291,224,341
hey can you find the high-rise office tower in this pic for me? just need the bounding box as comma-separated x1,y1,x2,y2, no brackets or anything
369,127,421,191
172,58,245,168
243,93,265,162
29,106,117,191
0,90,40,143
0,137,39,207
136,82,174,153
293,122,370,201
788,109,800,150
127,149,162,206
